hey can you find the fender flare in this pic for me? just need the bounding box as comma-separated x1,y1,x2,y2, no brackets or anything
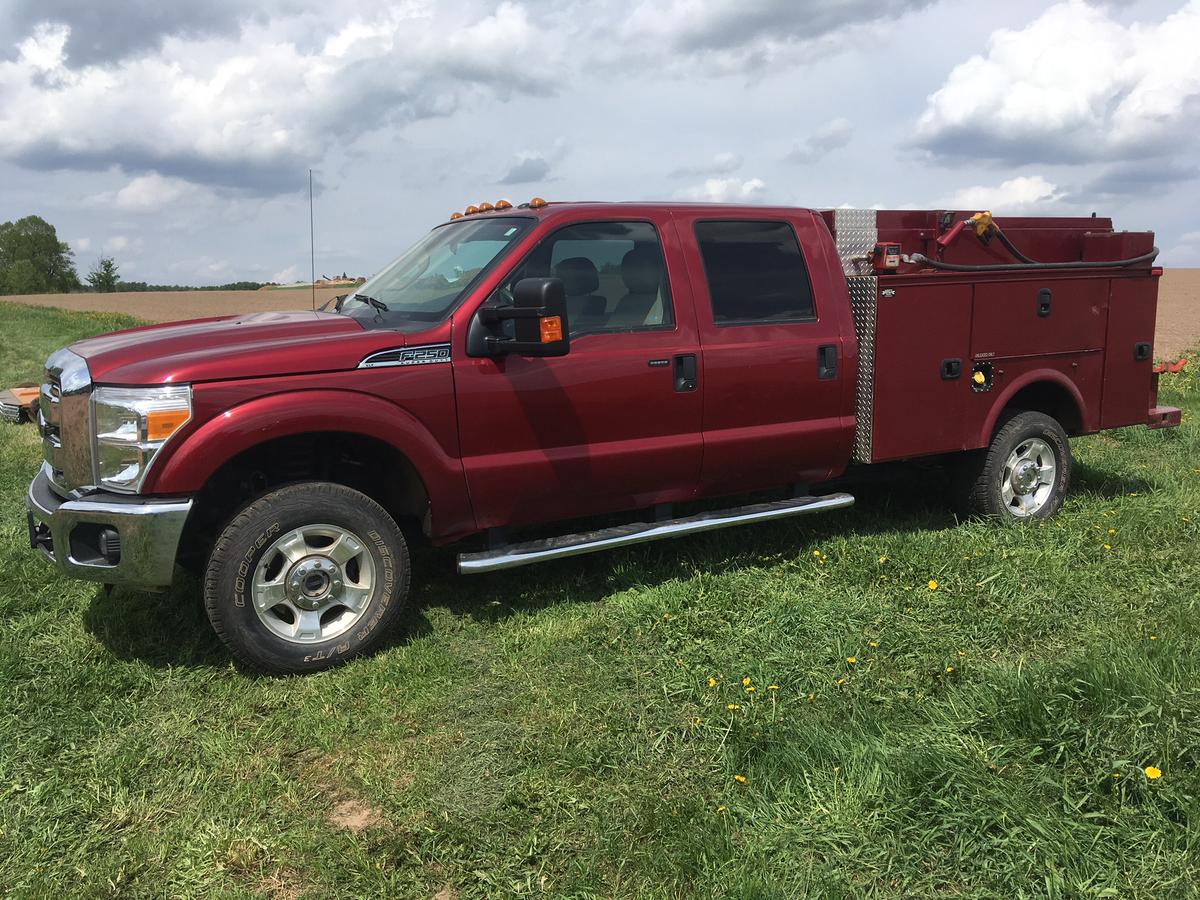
145,389,475,538
976,368,1087,448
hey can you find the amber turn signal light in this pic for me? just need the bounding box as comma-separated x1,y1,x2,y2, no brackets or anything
539,315,563,343
146,409,190,441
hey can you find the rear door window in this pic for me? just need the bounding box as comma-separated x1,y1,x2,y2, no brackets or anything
694,220,816,325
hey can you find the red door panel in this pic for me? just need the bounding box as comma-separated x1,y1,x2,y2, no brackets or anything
675,209,855,495
452,214,703,530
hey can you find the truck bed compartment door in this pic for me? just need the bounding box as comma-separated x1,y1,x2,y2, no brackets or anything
869,282,973,461
1100,277,1159,429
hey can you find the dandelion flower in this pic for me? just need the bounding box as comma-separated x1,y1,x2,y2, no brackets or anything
745,686,757,694
662,612,671,620
807,693,815,703
957,650,966,657
742,676,751,687
813,550,822,557
707,677,717,688
716,805,727,813
734,774,748,785
1150,635,1158,641
1108,528,1116,535
946,665,955,673
1103,543,1112,550
879,555,888,564
768,684,779,691
1145,766,1162,780
868,641,879,649
1112,772,1122,779
847,656,857,664
928,580,939,590
727,703,740,711
836,677,847,685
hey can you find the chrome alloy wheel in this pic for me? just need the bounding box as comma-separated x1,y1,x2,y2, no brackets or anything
251,524,376,644
1000,438,1057,517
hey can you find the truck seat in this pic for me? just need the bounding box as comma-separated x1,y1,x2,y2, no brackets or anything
553,257,607,328
612,246,663,327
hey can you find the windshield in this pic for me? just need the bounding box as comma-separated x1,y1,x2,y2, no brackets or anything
339,216,534,329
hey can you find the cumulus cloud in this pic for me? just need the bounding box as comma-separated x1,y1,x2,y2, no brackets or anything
1,0,260,66
670,152,743,178
0,3,560,194
498,140,566,185
619,0,935,73
88,172,211,213
785,118,853,164
943,175,1065,214
913,0,1200,164
676,177,767,203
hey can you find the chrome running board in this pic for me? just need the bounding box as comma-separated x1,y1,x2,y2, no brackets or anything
457,492,855,574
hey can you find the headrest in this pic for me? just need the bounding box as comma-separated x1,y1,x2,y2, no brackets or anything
621,246,662,294
554,257,600,295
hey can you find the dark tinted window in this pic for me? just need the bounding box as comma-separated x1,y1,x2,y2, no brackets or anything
502,221,674,337
695,220,816,324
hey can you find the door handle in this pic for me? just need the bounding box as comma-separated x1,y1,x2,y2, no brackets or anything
817,344,838,380
674,354,697,392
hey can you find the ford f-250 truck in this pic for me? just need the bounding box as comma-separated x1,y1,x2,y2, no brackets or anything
27,200,1179,673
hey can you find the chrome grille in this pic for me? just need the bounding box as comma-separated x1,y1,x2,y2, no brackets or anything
41,348,93,495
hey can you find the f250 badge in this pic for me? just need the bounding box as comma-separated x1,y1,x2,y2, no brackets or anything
359,343,452,369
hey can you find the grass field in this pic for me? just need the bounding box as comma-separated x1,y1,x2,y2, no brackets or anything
1,301,1198,898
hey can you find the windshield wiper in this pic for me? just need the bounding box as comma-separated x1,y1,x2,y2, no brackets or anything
344,293,389,313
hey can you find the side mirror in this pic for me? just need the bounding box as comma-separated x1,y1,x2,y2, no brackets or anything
477,277,570,357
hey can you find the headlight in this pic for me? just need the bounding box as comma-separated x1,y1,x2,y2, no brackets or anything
92,385,192,492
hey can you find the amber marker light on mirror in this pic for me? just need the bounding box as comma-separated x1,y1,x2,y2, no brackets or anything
540,316,563,343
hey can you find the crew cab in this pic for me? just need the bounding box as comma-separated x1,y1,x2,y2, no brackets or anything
26,200,1179,673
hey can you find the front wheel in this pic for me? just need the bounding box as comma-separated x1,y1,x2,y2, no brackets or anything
204,482,411,674
952,410,1072,521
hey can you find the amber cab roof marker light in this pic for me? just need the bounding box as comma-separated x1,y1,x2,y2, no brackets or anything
529,197,548,209
449,211,464,220
478,202,495,212
494,199,513,210
464,205,480,215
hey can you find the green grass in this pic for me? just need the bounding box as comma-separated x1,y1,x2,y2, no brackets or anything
1,300,1198,898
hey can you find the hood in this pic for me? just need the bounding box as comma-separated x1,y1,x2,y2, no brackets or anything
71,310,395,384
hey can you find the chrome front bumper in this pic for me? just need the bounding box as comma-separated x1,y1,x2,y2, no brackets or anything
26,464,192,589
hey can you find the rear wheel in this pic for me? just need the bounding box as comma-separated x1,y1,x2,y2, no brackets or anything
204,482,410,674
953,410,1072,521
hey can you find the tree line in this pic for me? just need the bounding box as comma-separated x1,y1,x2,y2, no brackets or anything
0,214,264,295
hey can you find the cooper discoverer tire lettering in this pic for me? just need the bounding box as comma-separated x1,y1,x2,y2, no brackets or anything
204,482,411,674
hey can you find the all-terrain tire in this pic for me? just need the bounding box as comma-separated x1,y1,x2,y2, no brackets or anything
204,482,411,675
952,410,1072,521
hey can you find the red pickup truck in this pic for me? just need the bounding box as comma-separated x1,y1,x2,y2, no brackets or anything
27,200,1178,673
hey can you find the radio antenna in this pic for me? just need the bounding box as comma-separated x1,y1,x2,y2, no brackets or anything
309,168,316,311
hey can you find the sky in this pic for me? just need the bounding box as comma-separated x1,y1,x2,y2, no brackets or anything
1,0,1198,285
